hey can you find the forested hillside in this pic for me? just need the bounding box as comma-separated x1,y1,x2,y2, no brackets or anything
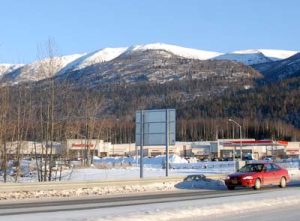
0,46,299,145
1,73,299,147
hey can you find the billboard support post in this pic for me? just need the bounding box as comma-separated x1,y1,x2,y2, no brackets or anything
165,110,169,177
140,110,144,178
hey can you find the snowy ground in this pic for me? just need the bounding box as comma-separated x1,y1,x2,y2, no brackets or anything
63,166,225,181
0,154,234,183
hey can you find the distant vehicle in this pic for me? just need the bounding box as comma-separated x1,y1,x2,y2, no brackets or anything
225,162,290,190
262,157,273,161
183,174,206,182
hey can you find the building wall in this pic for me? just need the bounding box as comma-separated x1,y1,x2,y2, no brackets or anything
3,139,298,159
218,139,287,160
3,141,62,156
285,142,300,157
66,139,111,158
110,143,135,156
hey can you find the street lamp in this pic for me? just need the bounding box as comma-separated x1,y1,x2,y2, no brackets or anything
229,119,243,161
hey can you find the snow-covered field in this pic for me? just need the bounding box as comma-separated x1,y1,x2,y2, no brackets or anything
0,155,234,183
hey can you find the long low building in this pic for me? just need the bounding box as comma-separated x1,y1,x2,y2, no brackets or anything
2,141,62,158
2,139,300,160
217,139,287,160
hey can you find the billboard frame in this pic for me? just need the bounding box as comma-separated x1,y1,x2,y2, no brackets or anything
135,109,176,178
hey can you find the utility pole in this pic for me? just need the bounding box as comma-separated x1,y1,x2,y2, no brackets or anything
229,119,242,160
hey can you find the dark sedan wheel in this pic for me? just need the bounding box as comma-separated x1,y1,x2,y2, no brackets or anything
253,178,261,190
279,177,287,188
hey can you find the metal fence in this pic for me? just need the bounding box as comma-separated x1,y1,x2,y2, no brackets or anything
169,161,236,173
276,159,300,170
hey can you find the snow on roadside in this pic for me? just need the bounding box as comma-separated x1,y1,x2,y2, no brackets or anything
93,191,300,221
0,181,179,200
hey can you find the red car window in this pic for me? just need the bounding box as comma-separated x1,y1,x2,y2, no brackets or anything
265,164,273,171
271,164,281,171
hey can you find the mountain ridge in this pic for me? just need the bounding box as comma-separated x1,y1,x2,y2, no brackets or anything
0,43,298,85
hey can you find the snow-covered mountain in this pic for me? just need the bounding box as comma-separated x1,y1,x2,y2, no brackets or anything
258,49,298,61
59,43,222,76
0,43,298,84
0,43,224,84
58,47,128,75
213,50,272,65
252,52,300,81
58,45,261,87
124,43,222,60
213,49,298,65
2,54,84,83
0,64,24,77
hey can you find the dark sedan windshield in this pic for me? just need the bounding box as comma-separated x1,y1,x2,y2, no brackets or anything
239,164,264,172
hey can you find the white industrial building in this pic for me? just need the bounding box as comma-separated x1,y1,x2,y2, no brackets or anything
2,139,299,160
2,141,63,157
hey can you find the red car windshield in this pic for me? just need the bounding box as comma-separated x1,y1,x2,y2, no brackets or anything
239,164,264,172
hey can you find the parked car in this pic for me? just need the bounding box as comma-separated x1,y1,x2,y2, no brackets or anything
183,174,206,182
225,162,290,190
262,157,273,162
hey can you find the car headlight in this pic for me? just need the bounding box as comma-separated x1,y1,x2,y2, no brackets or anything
242,176,253,180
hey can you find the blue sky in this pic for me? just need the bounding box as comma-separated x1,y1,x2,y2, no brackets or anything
0,0,299,63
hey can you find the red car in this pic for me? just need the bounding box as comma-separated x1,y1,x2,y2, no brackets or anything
225,162,290,190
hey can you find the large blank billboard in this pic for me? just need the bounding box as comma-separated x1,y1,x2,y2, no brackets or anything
136,109,176,146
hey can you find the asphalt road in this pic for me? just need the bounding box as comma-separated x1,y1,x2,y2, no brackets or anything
207,204,300,221
0,185,299,217
0,189,257,216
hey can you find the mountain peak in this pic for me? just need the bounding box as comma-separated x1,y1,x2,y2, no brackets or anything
0,43,298,84
233,49,261,54
59,47,128,74
0,64,24,77
257,49,298,60
125,43,222,60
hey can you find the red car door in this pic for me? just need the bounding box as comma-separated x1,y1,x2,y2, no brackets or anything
262,163,274,185
270,163,283,184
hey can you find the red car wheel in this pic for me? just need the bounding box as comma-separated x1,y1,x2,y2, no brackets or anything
279,177,287,188
253,178,261,190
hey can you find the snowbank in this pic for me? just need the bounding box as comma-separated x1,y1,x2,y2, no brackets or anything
0,180,178,200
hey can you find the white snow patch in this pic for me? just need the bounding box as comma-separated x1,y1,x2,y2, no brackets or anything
60,47,128,73
15,53,84,81
213,49,299,65
233,49,261,54
126,43,222,60
213,51,271,65
0,64,24,76
258,49,298,60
